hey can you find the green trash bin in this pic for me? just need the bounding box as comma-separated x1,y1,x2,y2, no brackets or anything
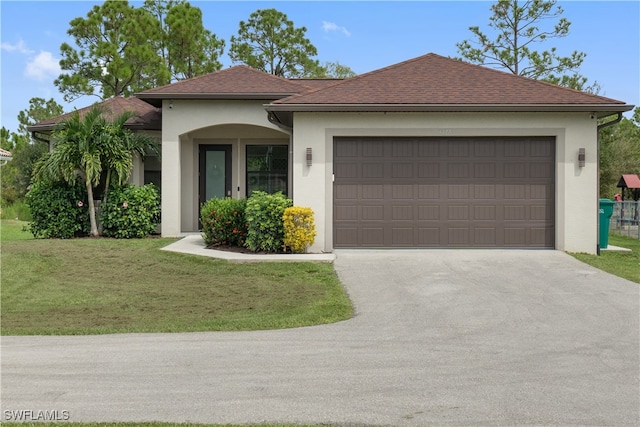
599,199,615,249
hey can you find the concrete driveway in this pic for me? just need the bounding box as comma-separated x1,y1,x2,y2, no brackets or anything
1,250,638,426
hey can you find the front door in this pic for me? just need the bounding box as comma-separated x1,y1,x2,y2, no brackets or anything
199,145,232,206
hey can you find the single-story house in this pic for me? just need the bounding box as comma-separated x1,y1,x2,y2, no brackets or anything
30,53,633,254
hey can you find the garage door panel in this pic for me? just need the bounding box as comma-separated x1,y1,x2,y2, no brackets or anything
504,163,527,178
474,205,497,221
418,185,440,199
418,163,440,178
418,205,440,220
474,163,497,178
392,205,414,220
448,184,470,199
391,228,415,246
475,228,497,246
362,163,385,178
361,185,384,199
448,141,471,156
335,184,358,199
362,228,384,246
475,141,497,157
362,205,384,221
448,228,471,245
334,137,555,248
392,185,414,199
448,163,470,178
418,228,441,245
474,185,497,199
334,227,358,246
335,205,358,221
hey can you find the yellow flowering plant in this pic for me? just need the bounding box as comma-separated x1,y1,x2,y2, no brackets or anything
283,206,316,254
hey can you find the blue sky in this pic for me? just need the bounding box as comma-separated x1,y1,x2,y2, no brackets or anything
1,1,638,134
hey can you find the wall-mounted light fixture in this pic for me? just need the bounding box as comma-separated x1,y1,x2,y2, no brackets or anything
169,100,173,109
578,148,585,168
306,147,312,166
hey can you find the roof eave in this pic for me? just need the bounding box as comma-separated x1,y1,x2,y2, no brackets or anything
136,93,297,102
27,122,160,133
264,103,634,117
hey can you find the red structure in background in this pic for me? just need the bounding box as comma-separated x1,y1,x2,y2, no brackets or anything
617,174,640,201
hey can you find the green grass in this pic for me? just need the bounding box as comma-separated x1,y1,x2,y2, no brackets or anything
0,199,32,221
571,234,640,284
1,220,353,335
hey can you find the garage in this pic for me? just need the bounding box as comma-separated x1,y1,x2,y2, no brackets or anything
333,137,555,248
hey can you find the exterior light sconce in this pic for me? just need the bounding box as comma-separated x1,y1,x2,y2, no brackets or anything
578,148,585,168
306,147,312,166
169,100,173,109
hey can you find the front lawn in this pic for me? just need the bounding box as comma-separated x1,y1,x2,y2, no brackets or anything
0,221,353,335
571,234,640,284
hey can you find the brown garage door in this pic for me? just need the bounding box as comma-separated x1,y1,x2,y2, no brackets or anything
333,137,555,248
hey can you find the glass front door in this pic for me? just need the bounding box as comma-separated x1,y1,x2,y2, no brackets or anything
199,145,231,205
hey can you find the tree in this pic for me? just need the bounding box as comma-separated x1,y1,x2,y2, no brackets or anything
229,8,321,78
164,2,225,80
314,61,357,78
456,0,597,92
55,0,166,102
34,106,159,236
0,127,27,152
0,141,48,204
17,97,64,139
143,0,224,82
599,108,640,197
1,98,64,204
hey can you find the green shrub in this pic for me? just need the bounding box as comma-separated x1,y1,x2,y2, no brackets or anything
0,200,32,221
101,184,160,238
283,206,316,253
25,179,89,238
200,197,247,247
245,191,292,253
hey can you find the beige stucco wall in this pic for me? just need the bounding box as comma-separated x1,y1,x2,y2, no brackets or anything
160,99,289,236
291,111,599,254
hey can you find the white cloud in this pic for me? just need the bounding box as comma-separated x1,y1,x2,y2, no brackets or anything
1,39,34,54
25,51,61,81
322,21,351,37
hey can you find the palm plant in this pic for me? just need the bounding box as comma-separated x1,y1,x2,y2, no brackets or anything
34,105,159,237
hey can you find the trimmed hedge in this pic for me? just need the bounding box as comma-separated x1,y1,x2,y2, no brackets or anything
200,197,247,247
100,184,160,238
244,191,292,252
25,179,89,239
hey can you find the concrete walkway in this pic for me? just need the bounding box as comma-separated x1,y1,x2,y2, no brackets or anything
1,250,638,426
161,234,336,262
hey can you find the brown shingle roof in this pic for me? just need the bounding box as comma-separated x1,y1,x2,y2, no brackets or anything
28,97,161,132
289,78,344,89
269,53,631,113
136,65,310,106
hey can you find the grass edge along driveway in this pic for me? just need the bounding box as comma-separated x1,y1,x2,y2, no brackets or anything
570,234,640,284
0,220,353,335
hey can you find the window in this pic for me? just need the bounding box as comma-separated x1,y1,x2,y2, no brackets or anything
246,145,288,196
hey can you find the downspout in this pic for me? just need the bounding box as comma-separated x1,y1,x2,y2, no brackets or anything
31,131,51,146
267,112,294,199
595,112,623,254
597,112,623,132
